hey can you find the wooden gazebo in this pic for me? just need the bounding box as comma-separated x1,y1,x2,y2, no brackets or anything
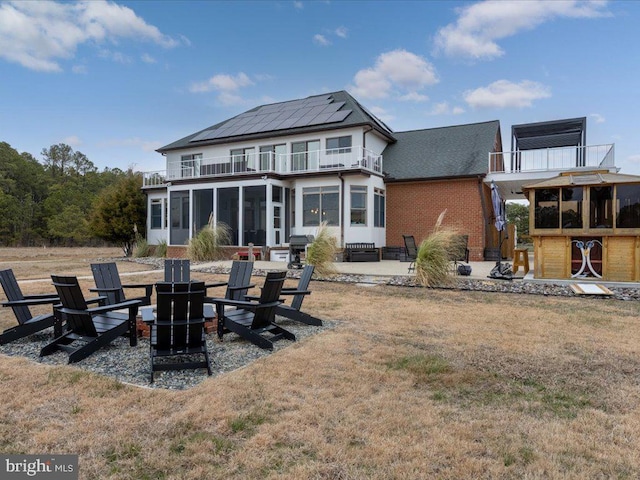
523,170,640,282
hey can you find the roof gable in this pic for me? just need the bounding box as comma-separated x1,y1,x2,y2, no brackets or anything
382,120,500,181
158,90,395,153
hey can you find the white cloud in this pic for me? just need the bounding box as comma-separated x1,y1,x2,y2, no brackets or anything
428,102,466,115
434,0,611,60
349,49,438,99
189,72,254,93
590,113,605,123
313,34,331,46
141,53,156,64
628,154,640,164
335,26,348,38
463,79,551,108
99,48,131,64
293,1,303,10
399,92,429,102
0,0,181,72
72,64,87,74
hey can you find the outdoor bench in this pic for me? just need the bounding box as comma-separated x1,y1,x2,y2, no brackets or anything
344,243,379,262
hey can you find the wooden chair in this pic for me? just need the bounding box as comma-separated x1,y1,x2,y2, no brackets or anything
164,259,190,283
402,235,418,273
275,265,322,326
0,269,61,345
142,281,212,383
213,271,294,350
206,260,255,301
40,275,139,363
90,262,152,306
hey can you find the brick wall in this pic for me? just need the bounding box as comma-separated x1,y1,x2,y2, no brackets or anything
386,178,488,261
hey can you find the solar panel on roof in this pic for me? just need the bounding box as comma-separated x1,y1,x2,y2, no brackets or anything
327,110,351,123
276,118,298,129
188,94,353,142
190,129,215,142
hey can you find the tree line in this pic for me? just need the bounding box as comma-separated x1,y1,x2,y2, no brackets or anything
0,141,146,255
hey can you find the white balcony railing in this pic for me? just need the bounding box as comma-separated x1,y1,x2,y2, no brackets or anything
489,144,615,174
142,146,383,187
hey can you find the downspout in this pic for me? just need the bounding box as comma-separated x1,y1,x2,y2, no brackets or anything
339,172,345,247
477,175,489,260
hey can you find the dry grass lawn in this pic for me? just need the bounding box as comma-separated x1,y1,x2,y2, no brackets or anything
1,247,640,479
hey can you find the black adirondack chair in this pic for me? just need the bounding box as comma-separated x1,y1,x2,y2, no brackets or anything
164,259,190,283
40,275,139,363
142,281,212,383
90,262,152,306
213,271,294,350
403,235,418,273
0,269,61,345
275,265,322,326
206,260,255,301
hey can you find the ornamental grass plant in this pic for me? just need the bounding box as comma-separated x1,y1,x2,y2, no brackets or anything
305,222,338,276
415,210,466,287
188,220,231,261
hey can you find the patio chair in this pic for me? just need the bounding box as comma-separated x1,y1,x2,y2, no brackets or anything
0,269,61,345
164,259,190,283
142,281,212,383
449,235,470,275
214,271,294,350
402,235,418,273
275,265,322,326
40,275,139,363
90,262,152,307
206,260,255,301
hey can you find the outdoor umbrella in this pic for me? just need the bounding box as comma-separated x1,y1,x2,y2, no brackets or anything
491,181,505,233
489,181,511,279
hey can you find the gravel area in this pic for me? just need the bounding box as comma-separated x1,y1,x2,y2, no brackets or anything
0,316,335,390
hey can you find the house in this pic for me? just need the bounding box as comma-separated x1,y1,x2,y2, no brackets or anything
142,91,617,262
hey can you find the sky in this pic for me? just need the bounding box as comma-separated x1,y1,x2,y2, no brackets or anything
1,0,639,176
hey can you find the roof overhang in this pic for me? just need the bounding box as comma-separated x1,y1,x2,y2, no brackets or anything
512,117,586,151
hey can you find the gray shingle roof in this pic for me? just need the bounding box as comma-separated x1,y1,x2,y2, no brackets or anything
382,120,501,181
158,90,395,153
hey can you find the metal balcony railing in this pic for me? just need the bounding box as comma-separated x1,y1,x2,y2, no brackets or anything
488,144,615,174
142,146,383,187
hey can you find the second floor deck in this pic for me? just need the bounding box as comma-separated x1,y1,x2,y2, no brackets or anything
489,143,615,174
143,146,383,188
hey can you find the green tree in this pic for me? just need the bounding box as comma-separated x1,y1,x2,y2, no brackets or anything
0,142,50,245
506,202,530,243
90,171,146,256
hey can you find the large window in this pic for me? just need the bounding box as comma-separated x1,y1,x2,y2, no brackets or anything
303,186,339,226
181,153,202,178
217,187,239,245
590,186,613,228
292,140,320,171
243,186,266,245
150,199,163,229
259,144,285,171
534,188,559,229
326,135,352,154
616,184,640,228
193,189,213,232
350,186,367,225
230,148,255,172
561,187,583,229
374,188,385,227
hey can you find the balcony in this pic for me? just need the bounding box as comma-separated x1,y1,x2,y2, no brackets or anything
143,146,383,188
489,144,615,174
